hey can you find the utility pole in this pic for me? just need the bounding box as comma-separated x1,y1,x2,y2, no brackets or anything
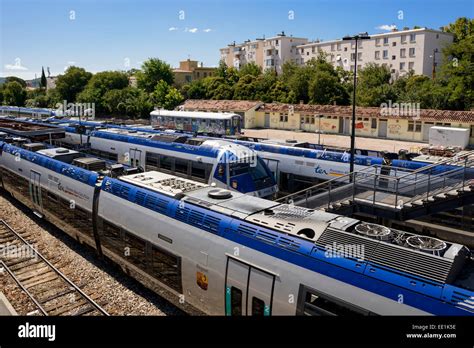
343,33,371,175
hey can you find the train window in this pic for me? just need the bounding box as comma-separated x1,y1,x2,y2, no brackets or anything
145,152,160,170
297,285,369,316
230,287,243,316
151,245,182,293
123,232,147,270
191,162,211,180
160,155,174,171
251,297,265,316
175,158,189,175
101,220,123,254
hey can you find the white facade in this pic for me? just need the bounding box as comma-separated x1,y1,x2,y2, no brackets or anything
295,28,454,78
220,28,453,78
220,33,308,74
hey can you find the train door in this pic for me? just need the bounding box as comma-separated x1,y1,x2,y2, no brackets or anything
129,148,142,168
29,170,43,214
225,257,275,316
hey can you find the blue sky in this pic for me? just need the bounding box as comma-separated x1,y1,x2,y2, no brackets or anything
1,0,472,79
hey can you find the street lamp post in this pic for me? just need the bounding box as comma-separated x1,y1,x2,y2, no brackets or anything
317,114,323,145
342,32,370,175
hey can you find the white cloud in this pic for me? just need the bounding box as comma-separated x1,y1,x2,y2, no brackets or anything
188,28,198,33
5,63,28,71
67,61,76,66
168,27,178,31
376,24,397,31
203,28,212,33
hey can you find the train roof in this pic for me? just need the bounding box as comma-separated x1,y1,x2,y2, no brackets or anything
150,110,240,120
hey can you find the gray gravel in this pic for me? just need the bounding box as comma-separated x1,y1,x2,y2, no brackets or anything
0,193,184,316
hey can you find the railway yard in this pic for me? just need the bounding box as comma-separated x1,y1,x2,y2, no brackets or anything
0,111,473,318
0,193,183,316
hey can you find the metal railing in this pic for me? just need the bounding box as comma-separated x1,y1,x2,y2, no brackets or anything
276,151,474,211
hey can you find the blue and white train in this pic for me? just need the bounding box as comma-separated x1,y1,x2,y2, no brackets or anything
0,117,278,198
40,117,473,192
0,140,473,316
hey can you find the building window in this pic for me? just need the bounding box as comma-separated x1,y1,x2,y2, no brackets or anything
312,47,315,53
409,47,415,57
408,121,422,132
265,59,274,66
401,35,407,44
383,50,388,59
344,46,348,51
374,51,380,59
392,55,396,60
375,38,381,46
275,39,279,45
280,114,288,122
392,42,397,46
337,43,341,51
371,118,377,129
351,53,356,61
408,61,414,70
400,48,406,58
331,44,335,51
383,37,389,45
410,33,416,42
357,52,362,60
400,62,406,70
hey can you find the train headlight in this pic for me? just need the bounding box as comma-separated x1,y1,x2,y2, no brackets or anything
218,165,224,176
231,180,238,189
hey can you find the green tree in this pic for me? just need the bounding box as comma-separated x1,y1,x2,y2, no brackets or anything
55,66,92,102
152,80,184,109
239,62,262,77
77,71,129,112
355,63,396,106
201,77,234,99
136,58,174,93
40,67,47,89
438,17,474,109
233,74,258,100
254,70,278,102
308,70,349,105
181,79,207,99
103,87,153,118
5,76,26,88
3,81,27,106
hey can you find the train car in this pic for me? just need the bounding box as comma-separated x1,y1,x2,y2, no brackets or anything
14,114,474,193
49,126,278,198
0,140,473,316
150,110,242,136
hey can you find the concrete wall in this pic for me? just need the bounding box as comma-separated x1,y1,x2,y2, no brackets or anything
245,110,473,146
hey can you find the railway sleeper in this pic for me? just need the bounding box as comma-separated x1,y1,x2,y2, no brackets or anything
16,266,53,281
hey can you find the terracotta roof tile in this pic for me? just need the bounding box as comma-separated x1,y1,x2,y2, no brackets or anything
181,100,474,123
183,99,263,112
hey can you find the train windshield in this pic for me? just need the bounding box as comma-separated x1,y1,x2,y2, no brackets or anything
230,158,274,190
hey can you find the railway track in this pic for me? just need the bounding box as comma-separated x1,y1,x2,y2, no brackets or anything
0,220,109,316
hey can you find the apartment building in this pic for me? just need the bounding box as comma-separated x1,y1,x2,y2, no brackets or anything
220,32,308,74
296,28,453,78
173,59,217,86
220,28,453,78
